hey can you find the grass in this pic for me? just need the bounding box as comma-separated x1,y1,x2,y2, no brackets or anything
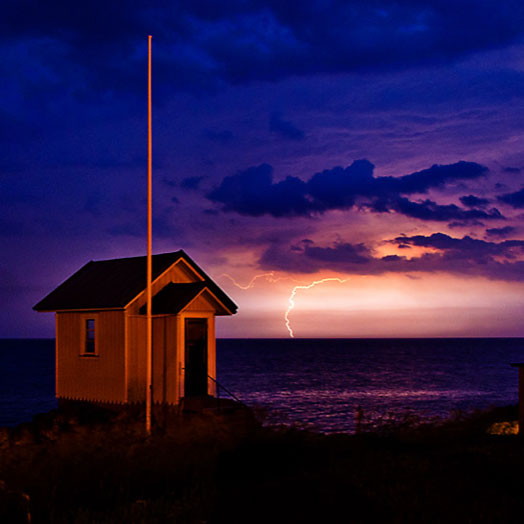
0,404,523,523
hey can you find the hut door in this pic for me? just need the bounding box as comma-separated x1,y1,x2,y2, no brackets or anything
184,318,208,397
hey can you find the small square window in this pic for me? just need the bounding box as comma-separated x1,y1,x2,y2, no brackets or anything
85,319,96,354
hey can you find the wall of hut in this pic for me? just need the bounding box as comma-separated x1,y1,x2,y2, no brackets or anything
126,309,217,404
126,315,180,404
55,310,126,403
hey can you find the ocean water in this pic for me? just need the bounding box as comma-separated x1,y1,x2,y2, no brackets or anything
1,338,523,433
216,338,524,432
0,339,56,427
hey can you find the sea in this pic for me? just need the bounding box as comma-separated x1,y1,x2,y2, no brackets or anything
1,338,523,433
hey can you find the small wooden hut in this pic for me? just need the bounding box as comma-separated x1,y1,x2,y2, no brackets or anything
33,251,237,406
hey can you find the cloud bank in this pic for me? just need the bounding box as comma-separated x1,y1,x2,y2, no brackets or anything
3,1,524,100
259,233,524,281
208,159,501,222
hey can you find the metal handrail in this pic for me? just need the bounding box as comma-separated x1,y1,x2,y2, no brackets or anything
207,374,247,407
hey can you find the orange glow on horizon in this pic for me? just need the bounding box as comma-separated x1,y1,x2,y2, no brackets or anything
219,272,351,336
212,269,524,338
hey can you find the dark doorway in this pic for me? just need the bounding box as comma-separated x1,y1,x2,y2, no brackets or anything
184,318,208,397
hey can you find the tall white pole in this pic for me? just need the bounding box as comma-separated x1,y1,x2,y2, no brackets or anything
146,35,153,435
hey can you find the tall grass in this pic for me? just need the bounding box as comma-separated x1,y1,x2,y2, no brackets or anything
0,404,523,523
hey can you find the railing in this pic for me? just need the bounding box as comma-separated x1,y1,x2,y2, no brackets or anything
207,374,247,408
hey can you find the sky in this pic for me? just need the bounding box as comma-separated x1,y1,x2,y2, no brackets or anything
2,0,524,338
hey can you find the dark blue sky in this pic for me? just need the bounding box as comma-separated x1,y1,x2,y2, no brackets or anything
3,1,524,337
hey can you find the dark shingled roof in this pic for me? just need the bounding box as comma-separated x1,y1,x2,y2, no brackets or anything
33,251,237,314
138,282,207,315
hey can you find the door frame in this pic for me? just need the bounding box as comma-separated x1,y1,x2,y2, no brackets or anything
184,317,208,397
177,312,216,400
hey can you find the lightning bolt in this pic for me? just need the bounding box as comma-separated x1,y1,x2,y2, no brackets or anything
219,272,278,289
285,278,348,338
220,272,302,289
220,272,348,338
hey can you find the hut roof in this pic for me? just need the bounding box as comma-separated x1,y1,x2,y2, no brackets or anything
138,282,207,315
33,250,237,313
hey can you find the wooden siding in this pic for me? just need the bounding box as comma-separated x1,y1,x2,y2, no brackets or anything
185,292,221,313
126,315,146,402
153,316,179,403
126,315,179,404
56,310,126,402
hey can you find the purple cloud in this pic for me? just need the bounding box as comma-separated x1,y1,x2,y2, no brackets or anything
460,195,490,208
208,159,496,221
259,233,524,282
207,164,311,217
498,187,524,208
270,112,305,140
383,197,502,222
3,1,524,103
485,226,516,238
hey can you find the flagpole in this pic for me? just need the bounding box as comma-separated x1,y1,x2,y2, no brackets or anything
146,35,153,435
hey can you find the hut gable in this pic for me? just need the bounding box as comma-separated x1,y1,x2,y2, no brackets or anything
137,283,232,315
185,289,227,313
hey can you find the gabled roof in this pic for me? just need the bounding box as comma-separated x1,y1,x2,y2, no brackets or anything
33,250,237,314
138,282,207,315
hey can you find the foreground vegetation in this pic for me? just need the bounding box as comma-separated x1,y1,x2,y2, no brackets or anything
0,403,523,523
